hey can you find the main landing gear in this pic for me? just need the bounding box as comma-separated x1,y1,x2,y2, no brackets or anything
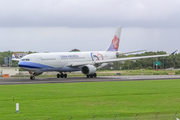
86,73,97,78
57,73,67,78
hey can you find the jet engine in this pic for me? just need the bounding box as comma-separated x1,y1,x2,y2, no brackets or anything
82,65,97,75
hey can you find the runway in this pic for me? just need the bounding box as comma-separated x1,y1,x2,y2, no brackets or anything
1,75,180,85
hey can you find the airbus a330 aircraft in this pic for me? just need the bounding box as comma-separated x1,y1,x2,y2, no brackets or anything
12,27,173,80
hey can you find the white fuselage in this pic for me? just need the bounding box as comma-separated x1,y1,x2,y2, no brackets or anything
18,51,117,73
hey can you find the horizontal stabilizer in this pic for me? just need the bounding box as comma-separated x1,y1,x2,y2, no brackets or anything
118,50,147,55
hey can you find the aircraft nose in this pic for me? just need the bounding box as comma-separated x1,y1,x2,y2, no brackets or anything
18,61,24,67
18,61,33,69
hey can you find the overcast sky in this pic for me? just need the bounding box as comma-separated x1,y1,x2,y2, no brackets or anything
0,0,180,53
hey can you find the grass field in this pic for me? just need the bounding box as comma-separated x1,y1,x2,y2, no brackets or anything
0,79,180,120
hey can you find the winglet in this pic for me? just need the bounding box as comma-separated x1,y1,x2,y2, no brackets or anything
171,50,178,55
12,54,20,61
12,54,15,59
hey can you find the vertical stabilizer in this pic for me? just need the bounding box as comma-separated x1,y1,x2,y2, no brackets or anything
107,26,122,51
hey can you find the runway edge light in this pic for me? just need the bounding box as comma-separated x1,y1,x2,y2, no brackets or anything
16,103,19,113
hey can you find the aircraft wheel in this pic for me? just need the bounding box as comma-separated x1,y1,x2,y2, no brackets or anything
60,74,64,78
30,76,35,80
90,75,93,78
86,75,89,78
64,74,67,78
93,73,97,77
57,74,60,78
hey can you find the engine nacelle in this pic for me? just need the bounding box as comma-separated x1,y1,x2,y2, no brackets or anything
33,72,43,76
82,65,97,75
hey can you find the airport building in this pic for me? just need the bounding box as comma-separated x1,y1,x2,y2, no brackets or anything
0,67,19,76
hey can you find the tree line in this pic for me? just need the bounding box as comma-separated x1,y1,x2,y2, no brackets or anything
0,51,36,67
0,51,179,70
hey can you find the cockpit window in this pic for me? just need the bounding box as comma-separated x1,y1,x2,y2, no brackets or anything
22,59,30,61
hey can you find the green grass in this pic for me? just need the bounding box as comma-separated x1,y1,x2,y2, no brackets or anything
0,80,180,120
98,69,177,76
120,70,170,75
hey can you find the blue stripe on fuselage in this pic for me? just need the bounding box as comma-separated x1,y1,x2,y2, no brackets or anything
90,53,94,61
18,61,54,69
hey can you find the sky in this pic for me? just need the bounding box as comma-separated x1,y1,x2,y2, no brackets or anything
0,0,180,53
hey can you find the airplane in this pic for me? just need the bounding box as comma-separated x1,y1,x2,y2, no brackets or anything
12,26,174,80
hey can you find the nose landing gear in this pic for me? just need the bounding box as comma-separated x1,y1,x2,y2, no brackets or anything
30,76,35,80
29,71,35,80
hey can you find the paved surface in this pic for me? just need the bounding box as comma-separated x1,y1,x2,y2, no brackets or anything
0,75,180,85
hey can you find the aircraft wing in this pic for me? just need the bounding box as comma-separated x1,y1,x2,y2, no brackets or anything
95,54,169,64
69,54,170,67
12,58,21,61
11,54,21,61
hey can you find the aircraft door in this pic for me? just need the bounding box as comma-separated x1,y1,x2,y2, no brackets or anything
37,57,42,64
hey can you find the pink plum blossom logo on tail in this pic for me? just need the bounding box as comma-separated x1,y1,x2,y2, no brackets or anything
112,35,119,49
